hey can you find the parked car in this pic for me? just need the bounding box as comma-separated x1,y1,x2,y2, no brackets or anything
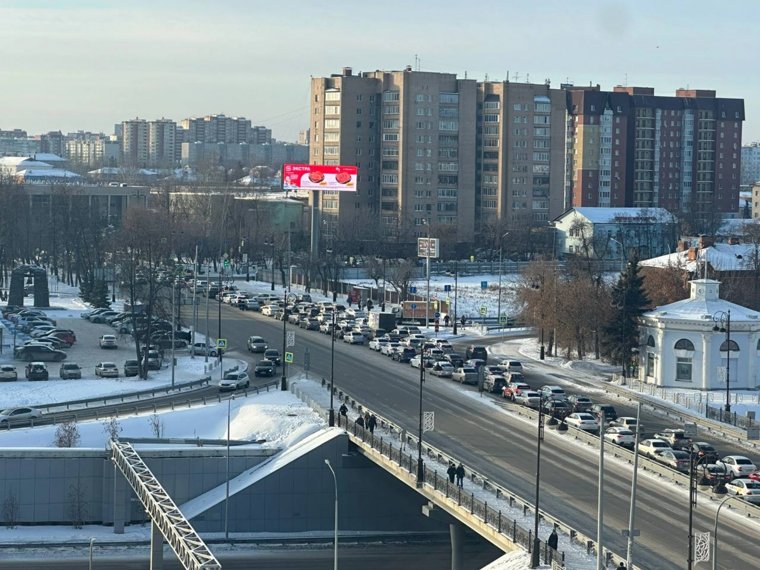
59,363,82,380
638,438,672,459
565,413,600,432
717,456,758,478
452,366,479,385
190,342,220,357
653,449,691,473
0,365,18,381
246,336,268,353
123,360,140,377
538,385,566,400
264,349,281,366
603,426,635,448
95,362,119,378
219,371,250,391
543,399,571,419
0,407,42,425
99,334,118,349
591,404,618,423
498,359,523,374
725,479,760,504
514,391,542,409
566,395,594,413
653,428,687,447
145,351,162,371
14,344,67,362
611,416,645,434
343,331,365,345
24,362,48,381
465,345,488,361
430,362,454,378
90,311,119,324
254,359,276,377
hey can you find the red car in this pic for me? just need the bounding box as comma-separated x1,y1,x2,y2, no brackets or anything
503,382,531,400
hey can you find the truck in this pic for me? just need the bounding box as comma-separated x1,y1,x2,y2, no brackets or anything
391,300,450,325
368,312,397,334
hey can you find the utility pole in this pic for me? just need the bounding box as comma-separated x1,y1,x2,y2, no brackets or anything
281,290,288,391
191,245,198,358
597,414,605,570
625,402,641,569
204,262,210,363
452,260,458,335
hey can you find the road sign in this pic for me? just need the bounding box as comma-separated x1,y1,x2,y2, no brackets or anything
216,339,227,349
434,312,441,319
409,286,417,294
417,237,440,259
479,306,487,316
499,314,507,324
284,351,294,364
481,281,488,289
444,284,451,292
410,303,417,310
423,411,435,433
223,259,230,269
286,331,295,347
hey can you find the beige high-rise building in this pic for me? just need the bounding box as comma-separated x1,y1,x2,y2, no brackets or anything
121,118,149,167
180,114,252,144
148,118,177,168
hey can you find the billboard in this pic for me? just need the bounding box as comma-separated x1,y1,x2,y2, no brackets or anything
417,237,440,259
282,164,357,192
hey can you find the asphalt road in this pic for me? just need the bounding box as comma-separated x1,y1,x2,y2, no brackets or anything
181,300,760,570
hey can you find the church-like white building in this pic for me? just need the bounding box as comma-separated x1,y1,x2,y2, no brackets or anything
639,279,760,390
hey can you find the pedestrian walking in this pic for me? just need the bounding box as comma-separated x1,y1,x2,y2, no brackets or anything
364,411,371,427
347,296,353,308
447,462,456,484
460,315,466,328
356,415,365,429
455,463,465,488
547,528,558,550
367,414,377,434
616,563,626,570
444,314,450,327
339,402,348,426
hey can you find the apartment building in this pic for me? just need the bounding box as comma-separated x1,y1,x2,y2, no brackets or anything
120,118,177,168
742,142,760,186
565,86,744,228
121,118,149,167
180,114,252,144
66,136,120,167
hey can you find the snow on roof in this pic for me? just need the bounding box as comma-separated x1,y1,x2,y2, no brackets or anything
180,427,341,520
0,157,53,170
16,168,81,179
31,153,66,163
557,207,675,225
643,279,760,323
640,243,757,272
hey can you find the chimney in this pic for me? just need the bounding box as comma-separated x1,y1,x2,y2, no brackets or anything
697,235,713,249
405,65,413,72
342,67,352,77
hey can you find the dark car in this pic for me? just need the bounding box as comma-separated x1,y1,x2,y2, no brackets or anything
543,399,571,419
25,362,49,381
683,441,720,464
264,349,281,366
254,359,276,377
123,360,140,377
465,345,488,361
567,395,594,413
591,404,618,423
14,345,67,362
446,353,465,368
393,347,417,363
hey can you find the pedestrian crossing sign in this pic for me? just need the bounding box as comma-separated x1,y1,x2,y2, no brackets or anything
284,351,294,364
216,339,227,349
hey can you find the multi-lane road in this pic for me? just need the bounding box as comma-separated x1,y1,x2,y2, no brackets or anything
182,300,760,570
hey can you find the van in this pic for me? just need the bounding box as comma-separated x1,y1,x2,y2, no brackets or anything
466,345,488,361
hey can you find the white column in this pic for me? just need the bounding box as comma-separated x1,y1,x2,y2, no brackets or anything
702,331,712,391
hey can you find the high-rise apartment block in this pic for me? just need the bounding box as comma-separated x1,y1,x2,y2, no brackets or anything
565,86,744,222
180,114,252,144
120,118,177,168
741,142,760,186
120,119,149,167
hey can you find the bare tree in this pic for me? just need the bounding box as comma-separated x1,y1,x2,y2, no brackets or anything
54,421,81,448
102,417,122,441
385,259,417,302
2,492,19,529
67,481,87,529
148,414,164,438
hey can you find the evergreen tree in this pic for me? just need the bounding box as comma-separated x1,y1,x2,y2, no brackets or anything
601,254,650,369
90,279,111,309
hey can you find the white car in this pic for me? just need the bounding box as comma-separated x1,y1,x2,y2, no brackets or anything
604,427,635,448
219,371,250,392
514,390,542,409
99,334,118,349
539,385,566,400
381,342,401,356
717,456,758,478
611,416,645,434
0,407,42,425
0,365,18,381
369,338,388,352
565,413,600,432
430,362,455,378
410,355,433,370
499,359,524,374
638,438,672,458
190,342,220,357
725,478,760,504
343,332,365,345
261,304,277,316
94,362,119,378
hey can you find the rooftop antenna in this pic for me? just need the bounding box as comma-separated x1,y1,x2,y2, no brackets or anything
514,72,520,82
464,70,468,79
526,73,530,83
485,73,489,82
506,70,510,82
414,54,420,71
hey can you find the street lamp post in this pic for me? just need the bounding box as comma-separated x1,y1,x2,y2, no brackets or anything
713,495,741,570
712,310,733,414
530,396,545,569
687,452,708,570
329,310,336,427
497,232,509,328
281,290,288,391
452,260,458,335
267,236,276,291
423,220,431,331
416,356,425,488
89,537,96,570
324,459,339,570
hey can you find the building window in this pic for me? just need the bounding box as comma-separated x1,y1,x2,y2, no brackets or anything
676,357,693,381
720,339,739,352
674,339,695,351
646,335,656,348
646,352,656,377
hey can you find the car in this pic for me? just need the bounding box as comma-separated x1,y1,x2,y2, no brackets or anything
393,347,417,363
343,332,365,345
514,391,542,409
503,381,532,400
465,358,486,370
219,371,250,391
566,395,594,413
95,362,119,378
446,353,465,368
24,362,48,381
145,351,162,371
99,334,118,349
410,355,434,370
246,336,268,353
90,311,119,324
653,428,687,447
543,399,571,419
538,385,566,400
653,449,691,473
452,366,479,385
123,360,140,377
611,416,645,435
430,362,454,378
465,345,488,361
724,479,760,504
683,442,720,464
59,363,82,380
254,359,276,377
603,426,636,448
698,464,732,487
591,404,618,423
483,374,507,394
498,359,524,374
81,308,110,320
0,407,42,425
637,438,672,458
264,349,281,366
717,456,758,478
14,344,67,362
190,342,220,357
565,413,600,432
381,342,402,357
0,365,18,381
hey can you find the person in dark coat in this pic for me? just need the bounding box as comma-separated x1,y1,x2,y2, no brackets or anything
460,315,466,327
447,462,456,484
367,414,377,434
547,528,558,550
347,296,353,307
339,402,348,417
444,314,450,327
356,415,365,429
455,463,465,488
617,563,626,570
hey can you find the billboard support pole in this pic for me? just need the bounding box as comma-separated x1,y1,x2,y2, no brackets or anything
310,191,319,260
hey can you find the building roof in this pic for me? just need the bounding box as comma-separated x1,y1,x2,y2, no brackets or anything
640,243,758,272
0,157,53,170
643,279,760,324
31,153,66,163
555,207,676,225
16,168,81,180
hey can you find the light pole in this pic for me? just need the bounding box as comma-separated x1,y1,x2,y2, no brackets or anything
596,413,605,570
224,396,231,540
609,237,625,274
416,354,425,488
89,537,95,570
324,459,339,570
170,278,176,388
452,260,458,335
266,236,276,291
204,261,210,363
281,290,288,391
712,310,733,414
497,231,509,328
625,402,642,569
329,310,336,426
713,495,742,570
530,396,545,569
422,219,431,331
687,451,708,570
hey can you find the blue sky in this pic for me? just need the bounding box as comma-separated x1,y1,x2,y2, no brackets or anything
2,0,758,142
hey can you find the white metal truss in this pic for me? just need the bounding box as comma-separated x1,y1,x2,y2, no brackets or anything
111,440,221,570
